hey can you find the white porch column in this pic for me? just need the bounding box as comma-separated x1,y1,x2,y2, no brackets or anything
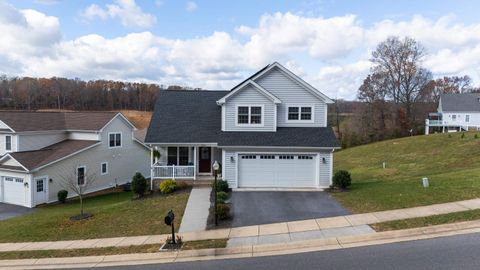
150,146,154,191
193,146,197,180
425,119,429,135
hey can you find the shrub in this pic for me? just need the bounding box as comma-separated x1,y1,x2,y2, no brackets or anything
333,170,352,189
160,179,177,194
57,190,68,203
217,191,228,202
131,172,147,197
177,181,191,190
214,180,230,193
216,203,231,220
461,132,466,139
475,134,479,139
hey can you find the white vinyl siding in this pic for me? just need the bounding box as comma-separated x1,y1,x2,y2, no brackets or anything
224,85,275,131
32,116,150,206
255,67,327,127
17,132,67,152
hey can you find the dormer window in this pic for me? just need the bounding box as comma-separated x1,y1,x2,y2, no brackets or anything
237,106,263,125
287,105,313,122
109,132,122,148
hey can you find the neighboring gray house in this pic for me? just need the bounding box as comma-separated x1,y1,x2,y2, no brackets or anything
0,112,150,207
425,93,480,134
146,62,339,189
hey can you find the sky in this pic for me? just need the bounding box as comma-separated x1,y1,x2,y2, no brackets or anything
1,0,480,100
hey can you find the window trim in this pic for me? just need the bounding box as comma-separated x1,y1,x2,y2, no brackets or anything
167,146,191,166
101,162,108,175
77,165,86,186
235,104,265,127
285,104,315,123
108,132,122,148
5,135,12,152
465,114,470,123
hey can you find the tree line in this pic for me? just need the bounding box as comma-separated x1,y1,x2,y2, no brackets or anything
338,36,480,148
0,76,197,111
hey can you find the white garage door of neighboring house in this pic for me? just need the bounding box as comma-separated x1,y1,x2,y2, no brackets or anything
2,176,26,206
238,154,317,188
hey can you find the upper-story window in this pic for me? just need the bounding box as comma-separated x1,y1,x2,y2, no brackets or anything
109,132,122,148
287,106,313,122
5,135,12,151
237,106,262,125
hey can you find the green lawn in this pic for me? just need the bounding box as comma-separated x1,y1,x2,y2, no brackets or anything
372,209,480,231
0,190,190,243
333,132,480,213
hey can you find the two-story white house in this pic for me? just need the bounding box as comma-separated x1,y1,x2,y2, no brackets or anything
0,111,150,207
145,62,339,189
425,93,480,135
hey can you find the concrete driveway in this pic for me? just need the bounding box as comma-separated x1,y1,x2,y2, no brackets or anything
0,203,35,221
230,191,350,227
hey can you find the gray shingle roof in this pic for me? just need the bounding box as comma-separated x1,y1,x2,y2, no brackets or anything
10,140,99,170
145,90,228,143
145,90,339,148
0,111,118,132
218,127,339,148
440,93,480,112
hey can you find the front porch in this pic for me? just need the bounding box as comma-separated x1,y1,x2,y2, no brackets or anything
150,145,222,183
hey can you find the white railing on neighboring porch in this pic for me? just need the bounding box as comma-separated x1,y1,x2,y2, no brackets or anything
152,165,195,179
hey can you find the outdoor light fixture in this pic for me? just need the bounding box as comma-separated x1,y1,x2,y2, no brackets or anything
212,160,220,226
230,156,235,162
322,157,327,164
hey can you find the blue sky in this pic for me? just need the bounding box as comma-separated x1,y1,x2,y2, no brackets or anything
2,0,480,99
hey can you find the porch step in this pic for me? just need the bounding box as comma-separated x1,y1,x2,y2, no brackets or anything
194,180,214,186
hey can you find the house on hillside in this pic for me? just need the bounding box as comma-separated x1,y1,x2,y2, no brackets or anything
425,93,480,135
145,62,340,189
0,112,150,207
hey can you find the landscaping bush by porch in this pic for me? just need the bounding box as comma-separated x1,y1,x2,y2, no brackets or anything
160,179,177,194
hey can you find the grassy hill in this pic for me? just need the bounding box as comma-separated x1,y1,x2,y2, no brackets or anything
333,132,480,213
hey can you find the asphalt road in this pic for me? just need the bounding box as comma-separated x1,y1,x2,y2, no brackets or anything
71,232,480,270
230,191,350,227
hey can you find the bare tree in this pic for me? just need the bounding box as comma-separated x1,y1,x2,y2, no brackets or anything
371,36,432,129
58,165,97,219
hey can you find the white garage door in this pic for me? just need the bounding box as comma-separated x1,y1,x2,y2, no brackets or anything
238,154,317,188
2,176,26,206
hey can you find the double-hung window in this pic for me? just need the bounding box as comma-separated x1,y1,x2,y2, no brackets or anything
466,115,470,123
237,106,262,125
109,132,122,148
167,147,190,166
101,162,108,175
5,135,11,152
287,106,313,122
77,166,86,186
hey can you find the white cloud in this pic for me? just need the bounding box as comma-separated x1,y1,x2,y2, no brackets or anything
185,1,197,12
81,0,157,28
2,3,480,99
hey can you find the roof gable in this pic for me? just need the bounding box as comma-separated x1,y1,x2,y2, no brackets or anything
231,62,333,104
217,80,281,105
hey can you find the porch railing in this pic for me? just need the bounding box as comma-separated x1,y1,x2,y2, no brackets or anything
426,119,443,126
152,165,195,179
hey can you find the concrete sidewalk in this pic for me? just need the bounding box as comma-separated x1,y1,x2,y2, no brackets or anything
179,186,211,233
2,220,480,269
1,198,480,253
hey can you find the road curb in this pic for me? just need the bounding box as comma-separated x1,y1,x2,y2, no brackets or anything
2,220,480,269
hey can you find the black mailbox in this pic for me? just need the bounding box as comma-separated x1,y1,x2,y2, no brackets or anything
164,210,175,226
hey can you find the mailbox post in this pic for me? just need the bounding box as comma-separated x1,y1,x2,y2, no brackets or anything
212,161,220,226
164,210,176,244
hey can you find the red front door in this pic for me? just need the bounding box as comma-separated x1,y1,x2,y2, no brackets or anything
199,147,211,173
